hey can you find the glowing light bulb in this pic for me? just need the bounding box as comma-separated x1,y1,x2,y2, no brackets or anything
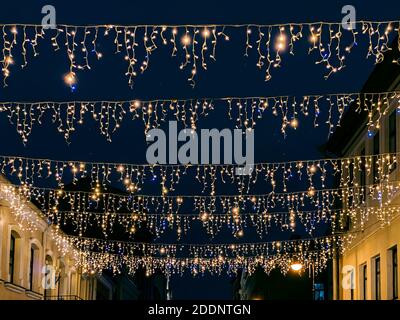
181,34,191,46
202,28,210,38
133,100,141,109
309,34,318,43
64,72,76,86
5,56,14,65
275,33,287,51
290,118,298,128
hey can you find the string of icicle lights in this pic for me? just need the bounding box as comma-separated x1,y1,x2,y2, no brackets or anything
53,232,349,259
0,151,397,195
1,91,400,143
0,21,399,88
44,205,400,240
77,250,334,276
52,229,352,276
3,181,399,238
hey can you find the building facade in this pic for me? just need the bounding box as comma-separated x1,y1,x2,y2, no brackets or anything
0,175,144,300
326,43,400,300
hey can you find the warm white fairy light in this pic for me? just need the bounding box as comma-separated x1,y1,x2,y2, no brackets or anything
0,182,42,231
48,228,355,276
0,21,398,87
68,248,334,277
2,90,399,143
54,231,348,259
0,151,397,196
3,180,400,240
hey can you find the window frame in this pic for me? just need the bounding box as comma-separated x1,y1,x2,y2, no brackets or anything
375,256,381,300
9,234,16,283
29,246,35,291
392,246,398,300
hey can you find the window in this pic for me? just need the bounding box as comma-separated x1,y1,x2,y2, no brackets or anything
375,257,381,300
9,234,16,283
389,111,397,172
350,280,354,300
362,264,367,300
313,283,325,300
29,247,35,290
373,132,380,182
392,246,398,299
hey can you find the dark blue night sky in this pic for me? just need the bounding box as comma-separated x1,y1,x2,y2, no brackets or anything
0,0,399,299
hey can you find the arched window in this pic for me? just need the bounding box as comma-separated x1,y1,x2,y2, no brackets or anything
58,260,65,297
29,243,40,291
44,254,54,299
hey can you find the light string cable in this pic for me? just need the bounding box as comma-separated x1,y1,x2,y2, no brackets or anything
73,248,340,276
1,90,400,143
61,241,341,276
0,179,382,276
65,217,391,277
0,21,399,88
1,180,399,238
53,231,353,276
53,232,349,258
0,149,397,195
42,204,400,240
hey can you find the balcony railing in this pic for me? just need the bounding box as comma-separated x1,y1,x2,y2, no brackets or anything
45,295,83,300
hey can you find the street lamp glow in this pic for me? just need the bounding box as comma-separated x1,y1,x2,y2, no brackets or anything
290,263,303,271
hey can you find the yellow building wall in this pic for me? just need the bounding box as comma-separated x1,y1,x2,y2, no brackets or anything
0,177,97,300
339,213,400,300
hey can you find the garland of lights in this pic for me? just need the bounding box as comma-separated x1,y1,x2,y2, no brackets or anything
43,204,400,240
52,232,348,258
0,180,390,276
0,181,42,230
76,250,337,276
1,91,399,143
0,151,397,195
0,21,399,89
50,229,352,276
4,181,399,239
